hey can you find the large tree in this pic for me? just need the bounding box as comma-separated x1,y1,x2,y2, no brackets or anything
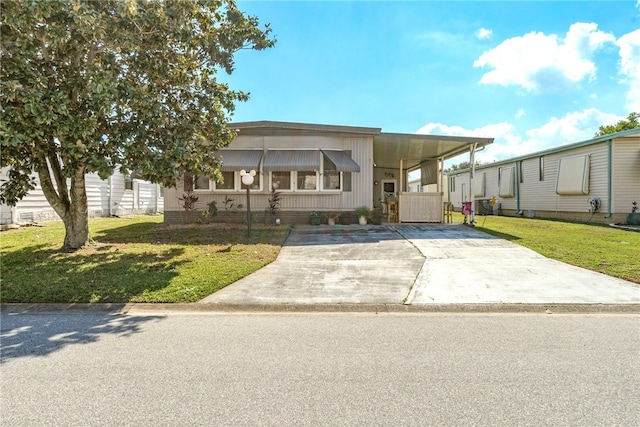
0,0,274,249
594,112,639,137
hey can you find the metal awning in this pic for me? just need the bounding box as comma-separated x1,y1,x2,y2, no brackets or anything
321,150,361,172
214,150,263,172
263,150,321,171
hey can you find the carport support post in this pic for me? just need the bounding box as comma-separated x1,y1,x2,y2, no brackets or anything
469,143,477,224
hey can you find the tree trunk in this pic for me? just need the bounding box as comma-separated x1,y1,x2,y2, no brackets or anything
61,169,91,250
38,161,91,250
61,200,90,250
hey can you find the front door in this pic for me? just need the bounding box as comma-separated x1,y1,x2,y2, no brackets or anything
381,179,397,201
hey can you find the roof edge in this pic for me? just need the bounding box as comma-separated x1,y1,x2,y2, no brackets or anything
230,120,381,135
447,128,640,175
379,132,494,145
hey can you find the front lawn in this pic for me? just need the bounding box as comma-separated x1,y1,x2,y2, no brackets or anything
0,216,290,303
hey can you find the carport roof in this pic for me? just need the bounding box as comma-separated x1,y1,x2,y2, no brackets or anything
373,132,494,170
231,121,494,170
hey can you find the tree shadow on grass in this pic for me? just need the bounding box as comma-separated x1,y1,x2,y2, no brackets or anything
0,244,187,303
0,312,163,363
92,221,290,246
475,226,521,242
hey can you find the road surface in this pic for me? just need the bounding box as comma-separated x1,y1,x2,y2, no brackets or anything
2,312,639,426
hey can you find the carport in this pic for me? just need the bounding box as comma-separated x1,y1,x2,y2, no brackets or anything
373,132,494,222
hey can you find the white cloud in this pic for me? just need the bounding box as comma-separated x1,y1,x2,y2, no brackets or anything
417,108,623,165
473,23,615,92
615,29,640,112
515,109,526,119
476,28,493,40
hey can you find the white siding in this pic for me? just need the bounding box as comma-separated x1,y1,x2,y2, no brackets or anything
447,134,638,221
612,137,640,213
0,166,163,224
519,156,554,212
165,134,373,214
447,172,468,210
110,168,134,215
85,173,110,217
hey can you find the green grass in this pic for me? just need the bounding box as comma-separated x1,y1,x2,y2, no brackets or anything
1,216,290,303
460,213,640,284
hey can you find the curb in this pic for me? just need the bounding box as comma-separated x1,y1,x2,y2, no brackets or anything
2,302,639,315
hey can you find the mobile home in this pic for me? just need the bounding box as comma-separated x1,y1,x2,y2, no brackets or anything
0,167,164,225
163,121,493,225
448,129,640,224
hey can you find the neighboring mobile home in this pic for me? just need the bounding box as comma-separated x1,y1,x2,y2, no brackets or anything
163,121,493,225
447,128,640,224
0,167,164,225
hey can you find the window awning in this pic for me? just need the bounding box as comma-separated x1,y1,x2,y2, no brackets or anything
214,150,263,172
263,150,321,171
321,150,361,172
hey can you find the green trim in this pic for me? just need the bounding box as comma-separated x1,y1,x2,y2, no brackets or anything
515,161,521,212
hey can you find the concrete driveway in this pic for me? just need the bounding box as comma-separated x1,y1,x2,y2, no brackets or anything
200,224,640,306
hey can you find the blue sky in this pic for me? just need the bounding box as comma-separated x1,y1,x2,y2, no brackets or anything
223,1,640,165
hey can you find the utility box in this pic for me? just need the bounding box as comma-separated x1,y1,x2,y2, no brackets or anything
475,199,493,215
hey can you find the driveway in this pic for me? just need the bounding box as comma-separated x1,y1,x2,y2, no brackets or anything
200,224,640,306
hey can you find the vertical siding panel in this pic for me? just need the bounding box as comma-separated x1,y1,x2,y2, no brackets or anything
343,137,373,209
85,173,108,217
612,138,640,213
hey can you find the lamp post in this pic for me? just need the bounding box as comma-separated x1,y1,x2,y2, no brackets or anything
240,169,256,237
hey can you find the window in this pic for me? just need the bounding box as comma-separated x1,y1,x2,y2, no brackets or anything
270,171,320,191
297,171,317,190
556,154,590,195
539,156,544,181
271,171,291,190
322,152,340,190
124,175,133,191
194,175,210,190
449,176,455,192
343,172,352,192
215,171,235,190
343,150,353,192
263,149,360,192
499,167,515,198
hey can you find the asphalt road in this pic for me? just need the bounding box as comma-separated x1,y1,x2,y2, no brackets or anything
1,312,639,426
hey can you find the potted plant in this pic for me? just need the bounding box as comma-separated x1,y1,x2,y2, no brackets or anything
266,186,281,225
310,211,322,225
627,201,640,226
325,212,341,226
369,207,383,225
355,206,370,225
